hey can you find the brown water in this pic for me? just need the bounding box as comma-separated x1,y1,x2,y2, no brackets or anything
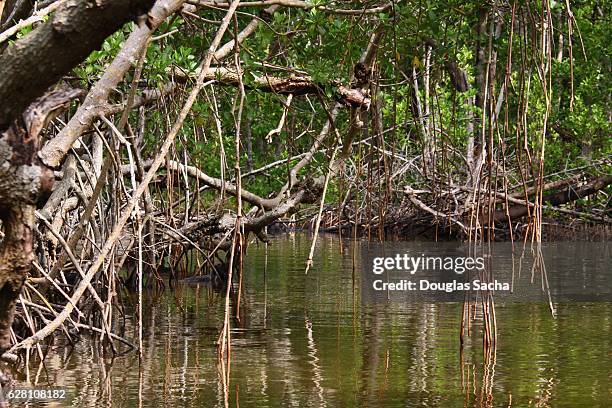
6,234,612,407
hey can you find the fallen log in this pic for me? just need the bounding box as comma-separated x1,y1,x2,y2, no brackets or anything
165,177,322,249
494,175,612,222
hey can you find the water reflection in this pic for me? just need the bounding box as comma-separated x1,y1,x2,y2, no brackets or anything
4,234,611,407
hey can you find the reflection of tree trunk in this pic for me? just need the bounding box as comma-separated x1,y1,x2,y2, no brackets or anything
360,304,382,399
305,316,326,406
409,305,435,392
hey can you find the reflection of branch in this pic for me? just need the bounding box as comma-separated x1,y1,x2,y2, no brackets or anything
305,317,326,406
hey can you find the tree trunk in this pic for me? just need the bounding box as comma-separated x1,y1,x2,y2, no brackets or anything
0,204,34,353
0,89,80,353
0,0,158,354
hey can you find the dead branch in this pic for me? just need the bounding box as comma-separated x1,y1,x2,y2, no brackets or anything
188,0,391,15
494,175,612,222
172,66,371,109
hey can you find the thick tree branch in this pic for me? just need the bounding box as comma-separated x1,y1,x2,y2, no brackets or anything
0,0,32,31
0,0,63,45
39,0,275,169
37,0,186,168
124,158,281,209
0,0,156,131
172,178,322,247
173,66,371,109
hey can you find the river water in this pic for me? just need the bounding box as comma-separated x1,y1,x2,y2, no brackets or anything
7,234,612,407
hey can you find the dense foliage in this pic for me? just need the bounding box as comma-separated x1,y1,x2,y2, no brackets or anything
53,0,610,224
